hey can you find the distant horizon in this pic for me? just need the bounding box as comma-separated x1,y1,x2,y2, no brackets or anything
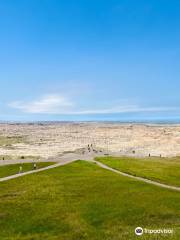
1,118,180,125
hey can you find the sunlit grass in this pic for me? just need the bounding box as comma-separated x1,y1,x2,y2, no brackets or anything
0,162,54,178
0,160,179,240
96,156,180,187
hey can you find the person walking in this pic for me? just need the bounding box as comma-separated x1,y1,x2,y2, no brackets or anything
33,163,37,170
19,165,23,174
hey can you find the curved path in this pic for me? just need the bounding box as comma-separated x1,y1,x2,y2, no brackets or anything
92,160,180,192
0,158,76,183
0,152,180,192
0,152,95,183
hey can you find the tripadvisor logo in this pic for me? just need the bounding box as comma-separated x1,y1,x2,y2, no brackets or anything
135,227,173,236
135,227,143,236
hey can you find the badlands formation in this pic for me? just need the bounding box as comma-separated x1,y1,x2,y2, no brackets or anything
0,122,180,159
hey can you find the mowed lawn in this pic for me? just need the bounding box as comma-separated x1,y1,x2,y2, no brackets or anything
97,156,180,187
0,162,54,178
0,161,180,240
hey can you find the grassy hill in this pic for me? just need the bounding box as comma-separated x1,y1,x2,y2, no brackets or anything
0,160,179,240
96,156,180,187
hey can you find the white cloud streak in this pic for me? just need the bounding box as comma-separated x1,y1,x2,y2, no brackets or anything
8,94,180,115
68,106,180,115
9,95,73,114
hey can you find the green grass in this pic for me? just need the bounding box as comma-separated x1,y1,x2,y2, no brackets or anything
0,160,179,240
96,156,180,187
0,162,54,178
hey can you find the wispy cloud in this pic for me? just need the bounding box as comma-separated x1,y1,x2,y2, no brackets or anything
8,94,180,115
9,94,73,114
67,106,180,115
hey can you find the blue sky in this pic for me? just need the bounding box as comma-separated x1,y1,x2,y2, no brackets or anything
1,0,180,121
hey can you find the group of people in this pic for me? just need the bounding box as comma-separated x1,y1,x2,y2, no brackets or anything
87,144,93,152
87,144,101,153
19,162,37,174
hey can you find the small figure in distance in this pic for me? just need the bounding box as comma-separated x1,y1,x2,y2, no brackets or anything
19,165,23,174
149,153,151,157
160,154,162,158
33,162,37,170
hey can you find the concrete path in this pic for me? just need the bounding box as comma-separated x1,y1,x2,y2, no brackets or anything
0,152,96,183
0,158,76,183
92,160,180,192
0,151,180,192
0,152,97,166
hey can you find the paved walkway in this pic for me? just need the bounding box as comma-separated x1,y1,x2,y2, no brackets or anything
0,158,76,183
0,152,96,183
0,152,180,192
92,160,180,192
0,152,96,166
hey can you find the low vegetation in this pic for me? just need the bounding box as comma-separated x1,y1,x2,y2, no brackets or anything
0,160,179,240
96,156,180,187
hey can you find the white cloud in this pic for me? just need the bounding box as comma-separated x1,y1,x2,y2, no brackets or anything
8,94,180,115
64,106,180,115
9,94,73,114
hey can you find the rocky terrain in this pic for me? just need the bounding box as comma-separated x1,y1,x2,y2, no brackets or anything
0,122,180,158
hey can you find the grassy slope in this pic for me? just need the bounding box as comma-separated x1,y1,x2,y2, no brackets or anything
0,162,54,178
96,156,180,187
0,160,179,240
